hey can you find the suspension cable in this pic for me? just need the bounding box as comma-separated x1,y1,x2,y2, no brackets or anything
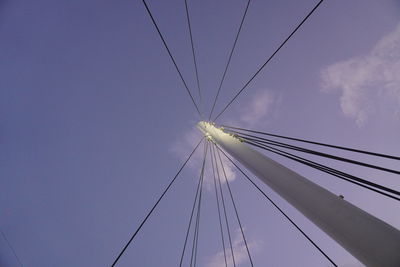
212,144,237,266
215,144,338,267
213,143,254,266
222,125,400,161
191,205,201,267
179,141,208,267
244,139,400,201
1,229,23,267
190,142,209,266
192,167,205,267
210,141,228,267
111,138,203,266
142,0,201,117
213,0,325,121
184,0,203,114
231,131,400,175
190,142,208,267
209,0,251,120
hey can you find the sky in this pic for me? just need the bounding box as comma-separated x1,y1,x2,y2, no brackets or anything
1,0,400,266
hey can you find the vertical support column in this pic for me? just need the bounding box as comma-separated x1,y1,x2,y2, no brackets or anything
198,121,400,267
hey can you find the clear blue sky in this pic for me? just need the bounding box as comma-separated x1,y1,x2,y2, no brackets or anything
1,0,400,266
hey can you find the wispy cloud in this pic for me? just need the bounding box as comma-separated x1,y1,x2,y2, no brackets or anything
237,89,276,129
206,228,260,267
321,23,400,126
170,125,204,169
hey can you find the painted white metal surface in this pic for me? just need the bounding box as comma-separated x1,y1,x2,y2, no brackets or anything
198,121,400,267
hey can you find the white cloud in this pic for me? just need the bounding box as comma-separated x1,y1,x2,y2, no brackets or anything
321,23,400,126
170,125,203,169
238,90,275,128
206,228,260,267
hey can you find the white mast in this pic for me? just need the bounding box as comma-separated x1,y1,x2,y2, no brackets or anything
198,121,400,267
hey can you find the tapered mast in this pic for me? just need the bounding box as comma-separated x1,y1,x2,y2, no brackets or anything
198,121,400,267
